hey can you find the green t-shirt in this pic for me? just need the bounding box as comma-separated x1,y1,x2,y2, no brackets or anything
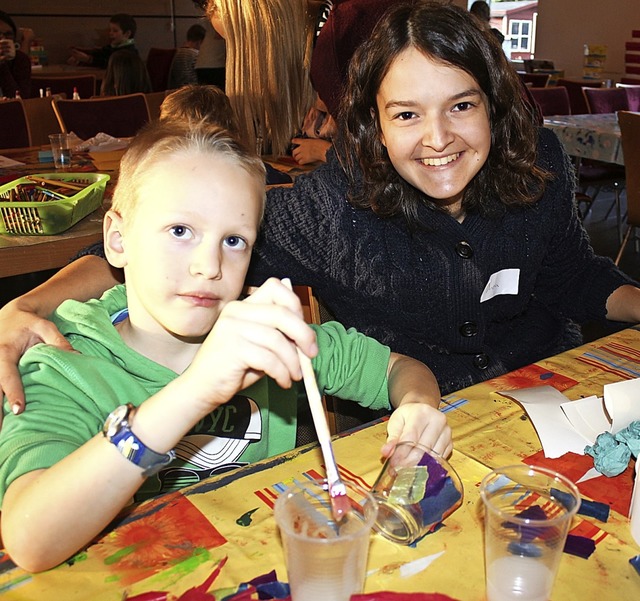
0,285,391,503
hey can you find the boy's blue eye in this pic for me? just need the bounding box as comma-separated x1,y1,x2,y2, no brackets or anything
170,225,191,238
224,235,247,249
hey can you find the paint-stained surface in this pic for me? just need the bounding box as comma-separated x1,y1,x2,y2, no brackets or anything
2,327,640,599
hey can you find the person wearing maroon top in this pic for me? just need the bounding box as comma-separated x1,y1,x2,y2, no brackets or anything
0,11,31,98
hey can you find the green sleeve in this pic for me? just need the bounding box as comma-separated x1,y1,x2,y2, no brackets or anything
310,321,391,411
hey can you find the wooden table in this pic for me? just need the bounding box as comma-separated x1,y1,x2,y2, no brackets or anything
2,327,639,600
31,64,106,79
0,151,316,280
0,147,112,279
544,113,624,165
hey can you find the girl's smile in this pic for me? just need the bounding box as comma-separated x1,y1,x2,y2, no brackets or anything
376,47,491,218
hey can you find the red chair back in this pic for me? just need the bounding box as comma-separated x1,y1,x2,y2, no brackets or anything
556,78,602,115
146,48,177,92
518,72,550,88
52,94,150,140
583,87,629,114
528,86,571,116
618,111,640,228
0,99,31,149
617,84,640,112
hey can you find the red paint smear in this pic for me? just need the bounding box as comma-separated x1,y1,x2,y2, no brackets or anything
485,364,578,392
93,494,226,586
524,450,634,517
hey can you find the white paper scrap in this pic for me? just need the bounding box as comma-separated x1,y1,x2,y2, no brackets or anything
497,386,593,458
498,378,640,459
604,379,640,434
560,395,610,445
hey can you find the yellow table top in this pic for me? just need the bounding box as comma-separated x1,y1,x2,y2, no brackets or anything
2,327,640,599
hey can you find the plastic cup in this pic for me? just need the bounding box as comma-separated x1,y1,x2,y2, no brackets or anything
369,441,464,544
49,133,72,169
274,478,377,601
480,465,581,601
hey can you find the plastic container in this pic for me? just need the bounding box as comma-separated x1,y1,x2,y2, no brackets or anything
0,172,109,235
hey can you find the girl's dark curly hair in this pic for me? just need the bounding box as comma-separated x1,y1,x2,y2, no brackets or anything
335,0,550,224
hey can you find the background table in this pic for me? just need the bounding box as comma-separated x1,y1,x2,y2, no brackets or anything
544,113,624,165
0,147,112,279
2,327,640,600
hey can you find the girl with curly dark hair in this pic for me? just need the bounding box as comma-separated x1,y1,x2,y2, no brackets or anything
1,2,639,417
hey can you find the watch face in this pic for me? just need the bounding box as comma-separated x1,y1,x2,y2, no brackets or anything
103,404,130,439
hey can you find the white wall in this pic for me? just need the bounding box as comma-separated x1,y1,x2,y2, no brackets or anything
536,0,640,80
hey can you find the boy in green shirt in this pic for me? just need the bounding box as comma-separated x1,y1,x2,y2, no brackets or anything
0,121,450,572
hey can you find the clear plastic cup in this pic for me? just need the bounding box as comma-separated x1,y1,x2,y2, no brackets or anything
480,464,581,601
49,133,72,169
274,478,377,601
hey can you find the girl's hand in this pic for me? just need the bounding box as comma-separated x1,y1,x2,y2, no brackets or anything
0,299,73,423
382,403,453,459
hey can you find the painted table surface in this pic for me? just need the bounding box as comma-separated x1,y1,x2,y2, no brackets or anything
544,113,624,165
2,328,640,599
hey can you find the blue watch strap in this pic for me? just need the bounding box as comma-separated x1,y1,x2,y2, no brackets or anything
104,404,176,477
110,427,176,477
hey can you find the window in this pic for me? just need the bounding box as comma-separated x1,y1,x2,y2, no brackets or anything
510,20,531,52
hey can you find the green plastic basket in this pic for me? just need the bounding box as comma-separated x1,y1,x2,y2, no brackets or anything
0,172,109,235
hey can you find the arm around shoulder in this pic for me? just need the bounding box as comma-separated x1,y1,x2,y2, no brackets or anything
0,255,121,417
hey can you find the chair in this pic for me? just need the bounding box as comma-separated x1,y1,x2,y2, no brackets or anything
518,72,550,88
615,111,640,265
22,95,63,146
569,86,627,231
30,75,97,100
616,84,640,112
144,90,167,121
52,94,151,140
529,86,571,116
583,87,629,114
0,99,31,149
556,78,602,115
146,48,177,92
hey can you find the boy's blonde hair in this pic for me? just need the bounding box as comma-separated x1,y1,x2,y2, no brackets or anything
111,121,266,221
159,85,239,135
206,0,315,156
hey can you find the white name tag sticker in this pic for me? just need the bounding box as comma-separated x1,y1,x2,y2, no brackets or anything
480,268,520,303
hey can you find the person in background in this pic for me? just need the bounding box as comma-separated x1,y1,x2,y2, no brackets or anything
192,0,226,91
469,0,505,45
167,23,206,89
206,0,316,156
290,94,336,166
16,26,35,55
159,84,239,134
69,13,138,69
100,49,152,96
0,10,31,98
0,119,450,572
158,83,290,185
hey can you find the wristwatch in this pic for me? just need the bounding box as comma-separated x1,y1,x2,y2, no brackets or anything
103,403,176,477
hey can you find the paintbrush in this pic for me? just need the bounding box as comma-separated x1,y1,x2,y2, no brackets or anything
282,279,350,522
